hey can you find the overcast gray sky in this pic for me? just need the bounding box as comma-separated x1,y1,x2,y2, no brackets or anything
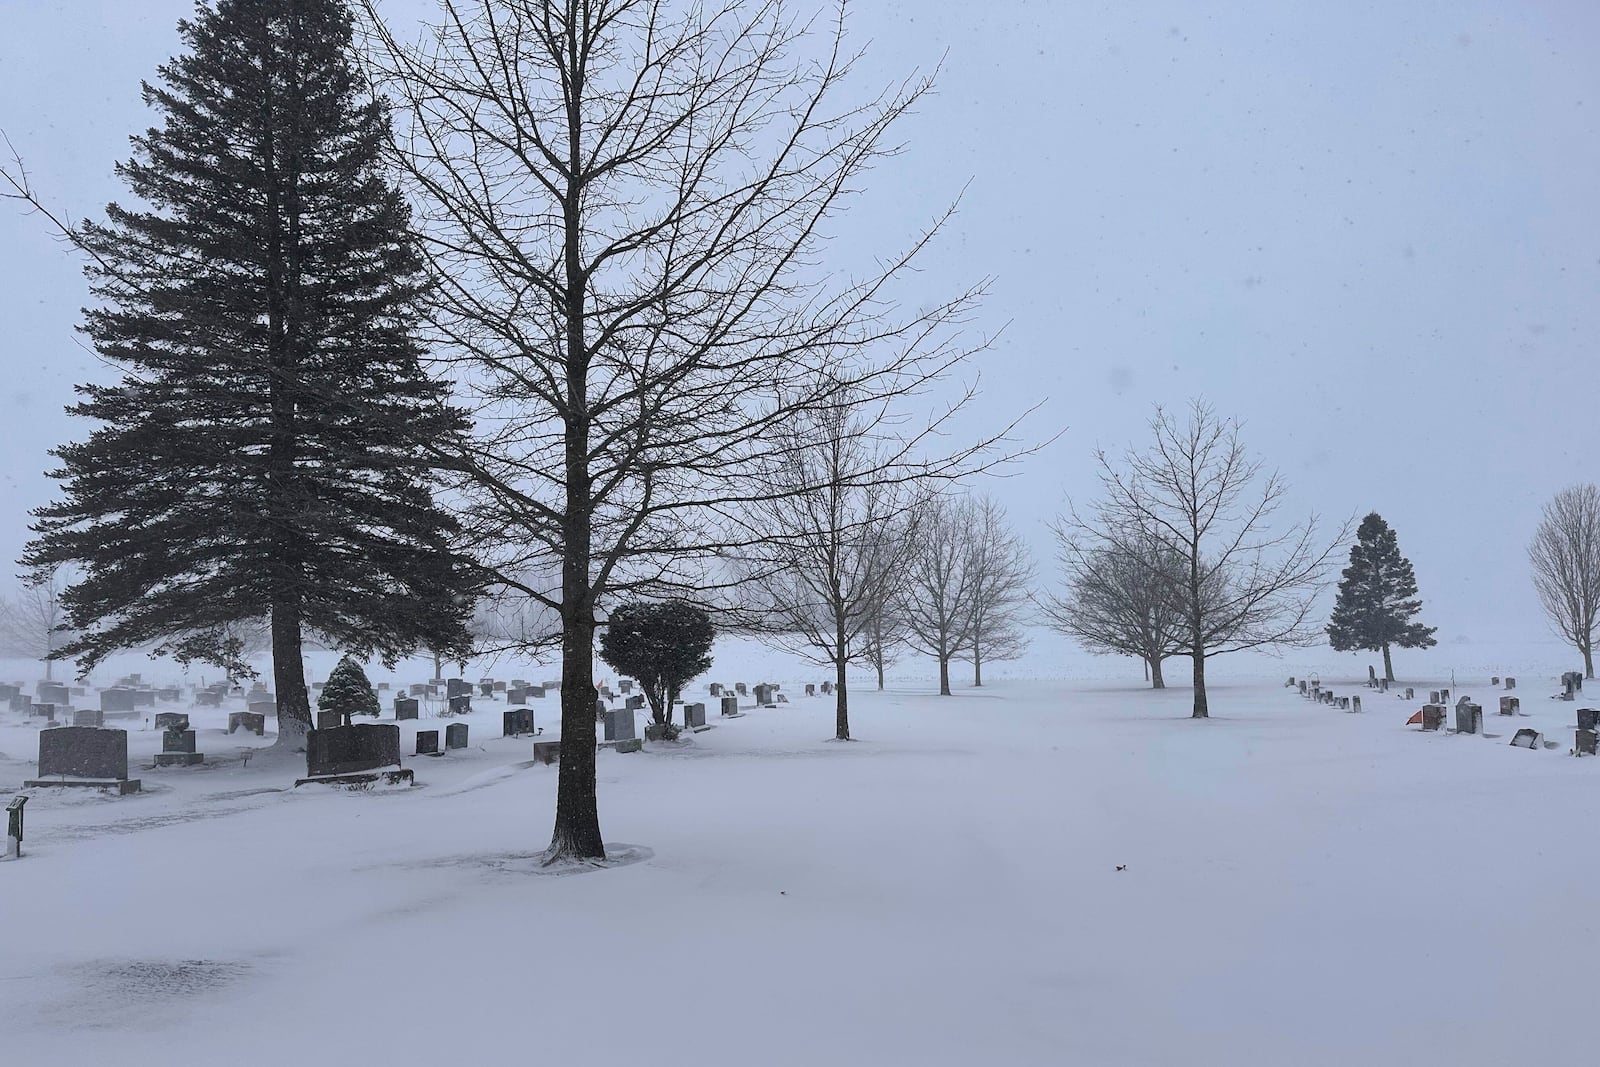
2,0,1596,647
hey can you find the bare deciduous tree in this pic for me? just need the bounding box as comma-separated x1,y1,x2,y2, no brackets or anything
0,569,72,680
860,597,908,691
1042,530,1186,688
736,392,929,740
962,495,1033,686
1529,483,1600,678
900,494,980,696
1076,401,1343,718
363,1,1016,860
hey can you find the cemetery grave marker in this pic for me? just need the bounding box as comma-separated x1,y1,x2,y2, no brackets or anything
1420,705,1445,732
721,695,740,717
394,697,420,720
154,712,189,732
532,740,560,765
154,728,204,767
604,707,636,742
1505,677,1516,690
448,695,471,715
684,703,707,729
5,795,26,859
25,726,142,794
1510,729,1544,749
297,724,412,787
416,729,440,756
1454,698,1483,735
1499,696,1521,716
502,708,537,738
445,723,469,750
73,709,104,728
227,711,266,736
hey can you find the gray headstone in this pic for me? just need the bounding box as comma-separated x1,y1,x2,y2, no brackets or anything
619,680,633,694
1499,696,1520,716
684,702,706,728
1421,705,1445,731
805,684,815,696
721,695,739,716
100,687,137,713
735,682,747,696
155,712,190,732
72,708,104,728
502,708,535,737
1454,702,1483,735
709,683,723,697
394,697,420,720
306,723,402,777
448,695,471,715
1505,677,1516,690
445,723,468,750
37,726,130,780
604,707,636,742
162,729,198,754
447,678,470,699
415,729,440,756
626,694,644,711
1510,728,1541,749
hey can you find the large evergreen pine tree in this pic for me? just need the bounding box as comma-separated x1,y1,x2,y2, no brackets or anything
1327,512,1436,681
23,0,477,739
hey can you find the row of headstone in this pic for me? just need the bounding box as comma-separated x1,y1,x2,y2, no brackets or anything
415,723,470,756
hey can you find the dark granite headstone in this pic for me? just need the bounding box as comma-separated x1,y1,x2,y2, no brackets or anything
317,710,347,731
1510,728,1541,749
36,726,129,780
821,681,833,695
194,689,223,708
447,678,470,699
73,708,104,728
1429,690,1441,704
227,711,266,736
626,694,644,711
734,683,747,696
804,684,815,697
100,688,137,713
529,686,545,699
533,740,560,765
709,683,723,696
1454,702,1483,735
410,683,427,696
604,707,636,742
448,695,471,715
154,712,189,732
619,680,633,694
1421,705,1445,732
305,723,402,778
162,729,197,754
394,697,420,720
1499,696,1520,716
1578,728,1599,757
684,702,706,729
1404,687,1415,700
721,695,739,716
415,729,440,756
492,681,507,693
1505,677,1516,690
507,688,527,705
479,682,494,698
502,708,536,737
445,723,468,750
248,700,276,720
31,702,55,721
1350,696,1361,713
1578,708,1600,732
37,681,69,705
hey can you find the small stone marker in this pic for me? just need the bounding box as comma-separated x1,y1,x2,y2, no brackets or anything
154,728,203,767
805,684,815,696
394,697,420,720
447,679,470,699
735,682,748,696
1351,696,1362,713
1379,678,1390,693
530,686,545,698
479,682,494,698
73,708,104,728
26,726,141,794
416,729,440,756
1578,708,1600,732
684,702,707,729
227,711,266,736
619,680,633,694
1454,699,1483,735
1505,677,1516,690
1499,696,1520,716
533,740,560,765
821,681,833,695
154,712,189,732
1368,665,1378,687
721,695,739,716
1492,676,1501,686
410,683,427,696
1510,728,1542,749
445,723,468,750
1429,690,1441,704
709,683,723,696
1298,680,1308,696
626,694,644,711
1421,705,1445,732
502,708,536,737
1577,729,1599,757
1404,687,1415,700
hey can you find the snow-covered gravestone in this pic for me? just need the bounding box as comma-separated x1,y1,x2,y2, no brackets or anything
721,695,739,717
1505,677,1516,690
445,723,468,750
1499,696,1520,716
154,727,203,767
1577,708,1600,732
1404,688,1415,701
297,723,411,787
394,697,420,720
1430,690,1441,704
1453,699,1483,736
735,682,748,696
1421,705,1446,732
1510,729,1542,749
25,726,141,795
684,703,707,729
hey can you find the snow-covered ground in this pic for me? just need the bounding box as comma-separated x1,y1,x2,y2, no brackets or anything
1,633,1596,1065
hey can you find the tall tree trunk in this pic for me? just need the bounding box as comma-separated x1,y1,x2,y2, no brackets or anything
938,652,951,696
1151,656,1165,689
270,603,312,740
548,77,605,862
1382,643,1395,683
1191,650,1208,718
835,656,850,741
875,654,885,691
973,634,983,687
1585,642,1594,680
